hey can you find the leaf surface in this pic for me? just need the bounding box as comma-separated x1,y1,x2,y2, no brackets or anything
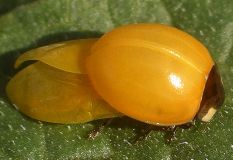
0,0,233,159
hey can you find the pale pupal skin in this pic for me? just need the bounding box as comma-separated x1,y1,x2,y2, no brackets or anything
15,39,97,74
86,24,215,126
6,39,120,124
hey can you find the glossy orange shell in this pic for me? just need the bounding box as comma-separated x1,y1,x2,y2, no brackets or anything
86,24,214,125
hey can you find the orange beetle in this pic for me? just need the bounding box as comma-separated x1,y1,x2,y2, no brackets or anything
7,24,224,125
86,24,224,126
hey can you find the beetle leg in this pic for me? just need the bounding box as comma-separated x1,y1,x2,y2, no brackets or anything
131,124,155,144
132,125,177,144
132,122,194,144
164,122,194,143
87,119,113,140
164,125,178,143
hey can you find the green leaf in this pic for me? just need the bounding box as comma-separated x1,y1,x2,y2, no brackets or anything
0,0,233,159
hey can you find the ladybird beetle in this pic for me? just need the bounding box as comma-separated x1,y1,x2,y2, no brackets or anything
86,24,224,126
6,24,224,125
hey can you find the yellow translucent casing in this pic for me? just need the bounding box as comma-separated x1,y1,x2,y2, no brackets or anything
15,39,96,74
6,39,120,123
86,24,214,126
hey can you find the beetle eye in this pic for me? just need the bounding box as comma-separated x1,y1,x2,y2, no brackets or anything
169,73,184,89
